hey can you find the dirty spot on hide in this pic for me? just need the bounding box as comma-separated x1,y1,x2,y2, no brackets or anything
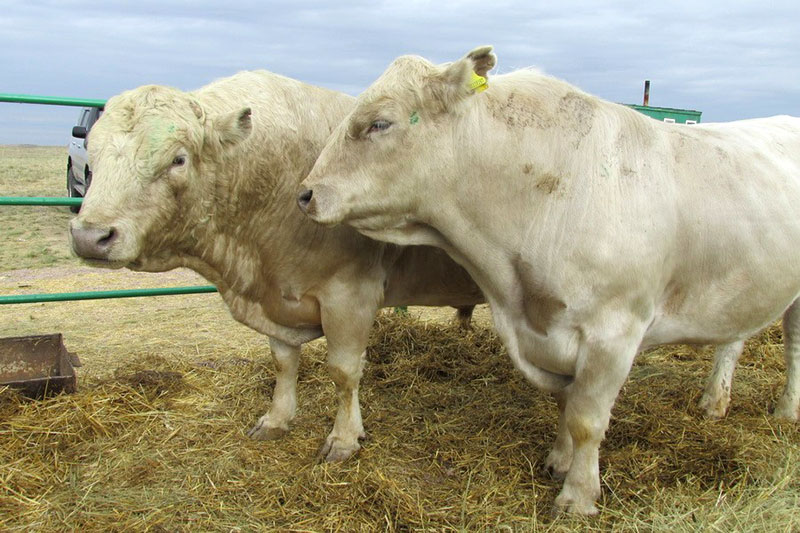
715,146,731,166
487,92,553,130
514,255,567,336
523,163,533,174
558,92,595,148
662,282,688,315
535,172,561,194
566,413,594,444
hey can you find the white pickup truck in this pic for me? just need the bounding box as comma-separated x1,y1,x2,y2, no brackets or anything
66,107,102,213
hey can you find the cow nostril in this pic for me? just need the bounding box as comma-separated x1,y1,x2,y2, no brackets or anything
98,227,117,248
297,189,313,210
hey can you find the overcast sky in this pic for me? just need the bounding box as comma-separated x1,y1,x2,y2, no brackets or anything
1,1,799,145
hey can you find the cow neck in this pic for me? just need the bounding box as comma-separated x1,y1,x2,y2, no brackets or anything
188,160,301,293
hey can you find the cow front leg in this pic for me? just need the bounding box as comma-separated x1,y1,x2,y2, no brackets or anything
318,349,368,462
553,330,640,516
699,340,745,418
775,299,800,420
247,337,300,440
317,295,377,462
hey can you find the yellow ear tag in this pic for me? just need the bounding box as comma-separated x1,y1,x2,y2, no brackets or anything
469,71,488,93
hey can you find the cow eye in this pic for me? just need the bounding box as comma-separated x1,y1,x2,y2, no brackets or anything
172,155,186,167
367,120,392,134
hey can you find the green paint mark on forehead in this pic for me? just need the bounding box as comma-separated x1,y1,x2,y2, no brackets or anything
147,120,178,149
139,120,182,176
409,111,419,125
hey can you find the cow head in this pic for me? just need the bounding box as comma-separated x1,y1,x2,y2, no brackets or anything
299,46,496,243
69,85,252,270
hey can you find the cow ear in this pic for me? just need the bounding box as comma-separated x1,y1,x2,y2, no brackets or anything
213,107,252,147
433,45,496,109
189,99,205,122
463,45,496,78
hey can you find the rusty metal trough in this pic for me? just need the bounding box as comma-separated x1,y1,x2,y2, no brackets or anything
0,334,81,397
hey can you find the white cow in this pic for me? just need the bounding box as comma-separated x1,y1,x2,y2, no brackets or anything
298,46,800,514
69,70,483,462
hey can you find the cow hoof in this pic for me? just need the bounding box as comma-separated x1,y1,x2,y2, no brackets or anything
773,400,799,422
554,492,599,516
698,392,729,419
247,422,289,441
317,437,361,463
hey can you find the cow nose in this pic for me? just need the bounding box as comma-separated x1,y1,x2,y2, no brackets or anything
297,188,313,213
70,225,118,260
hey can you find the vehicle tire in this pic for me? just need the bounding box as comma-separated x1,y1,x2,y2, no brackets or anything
67,166,81,213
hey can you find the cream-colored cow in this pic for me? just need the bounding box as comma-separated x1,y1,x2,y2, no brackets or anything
69,70,483,462
299,46,800,513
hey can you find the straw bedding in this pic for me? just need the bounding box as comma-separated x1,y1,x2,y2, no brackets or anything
1,309,798,531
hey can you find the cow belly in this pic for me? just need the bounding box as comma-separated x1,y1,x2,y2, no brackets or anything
381,245,484,308
643,316,751,347
644,284,800,348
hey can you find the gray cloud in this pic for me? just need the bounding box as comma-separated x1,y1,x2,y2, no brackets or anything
1,1,799,145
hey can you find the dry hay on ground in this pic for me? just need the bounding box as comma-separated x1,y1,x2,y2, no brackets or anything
1,312,798,532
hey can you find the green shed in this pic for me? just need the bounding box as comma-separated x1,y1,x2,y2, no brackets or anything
625,80,702,124
628,104,702,124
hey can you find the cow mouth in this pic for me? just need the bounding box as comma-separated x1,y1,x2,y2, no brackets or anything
306,210,345,227
126,259,145,270
78,257,130,270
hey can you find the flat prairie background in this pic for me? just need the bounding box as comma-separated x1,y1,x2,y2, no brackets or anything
0,145,798,532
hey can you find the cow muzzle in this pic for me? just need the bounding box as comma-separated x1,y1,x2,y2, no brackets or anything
70,222,119,260
296,183,345,226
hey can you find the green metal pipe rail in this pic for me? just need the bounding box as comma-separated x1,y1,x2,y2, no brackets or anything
0,93,105,108
1,196,82,207
2,94,218,304
1,286,218,305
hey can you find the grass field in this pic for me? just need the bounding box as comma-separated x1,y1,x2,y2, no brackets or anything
0,146,798,531
0,145,75,271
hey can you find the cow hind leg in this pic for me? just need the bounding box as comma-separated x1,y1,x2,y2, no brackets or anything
775,299,800,421
698,340,745,419
248,337,301,440
453,305,475,330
